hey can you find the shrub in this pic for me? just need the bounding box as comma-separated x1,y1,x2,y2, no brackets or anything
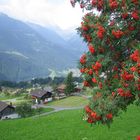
15,102,34,118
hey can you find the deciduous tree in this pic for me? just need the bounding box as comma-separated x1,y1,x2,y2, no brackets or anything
71,0,140,126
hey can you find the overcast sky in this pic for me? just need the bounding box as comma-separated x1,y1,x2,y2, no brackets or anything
0,0,84,30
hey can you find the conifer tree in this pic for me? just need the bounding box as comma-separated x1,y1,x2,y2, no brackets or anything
65,72,76,95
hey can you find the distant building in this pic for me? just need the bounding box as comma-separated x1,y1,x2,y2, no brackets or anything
0,101,15,119
57,84,82,94
30,89,53,104
57,84,66,93
74,87,82,92
75,83,83,93
55,84,66,99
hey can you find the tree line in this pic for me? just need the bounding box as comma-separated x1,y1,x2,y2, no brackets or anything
0,76,83,88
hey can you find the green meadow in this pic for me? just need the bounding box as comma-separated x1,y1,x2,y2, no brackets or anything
0,105,140,140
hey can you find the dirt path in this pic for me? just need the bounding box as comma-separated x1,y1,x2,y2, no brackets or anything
32,105,84,118
32,95,90,118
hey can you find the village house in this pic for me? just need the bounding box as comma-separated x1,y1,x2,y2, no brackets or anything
57,84,66,93
55,84,66,99
74,83,82,93
0,101,15,119
43,86,54,94
30,89,53,104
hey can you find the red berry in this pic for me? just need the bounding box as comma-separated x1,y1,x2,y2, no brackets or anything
85,106,91,113
106,113,113,119
88,44,95,54
87,117,94,123
92,78,97,83
91,112,97,118
136,136,140,140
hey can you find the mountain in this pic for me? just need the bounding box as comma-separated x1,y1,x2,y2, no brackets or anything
28,23,68,49
28,23,86,54
0,13,84,81
67,34,87,52
51,26,88,52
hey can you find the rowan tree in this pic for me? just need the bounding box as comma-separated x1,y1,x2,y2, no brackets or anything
70,0,140,126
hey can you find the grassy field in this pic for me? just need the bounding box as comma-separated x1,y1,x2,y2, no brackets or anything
47,96,89,107
0,105,140,140
0,96,32,105
0,95,15,101
12,99,32,105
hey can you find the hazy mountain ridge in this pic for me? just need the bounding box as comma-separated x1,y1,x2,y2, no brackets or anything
0,13,85,81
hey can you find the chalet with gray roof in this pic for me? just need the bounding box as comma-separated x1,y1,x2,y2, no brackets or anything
30,89,53,104
0,101,15,119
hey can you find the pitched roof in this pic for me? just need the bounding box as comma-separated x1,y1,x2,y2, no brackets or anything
30,89,49,98
44,86,53,92
0,101,9,112
57,84,66,90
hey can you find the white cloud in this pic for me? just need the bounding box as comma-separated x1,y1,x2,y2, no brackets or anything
0,0,84,30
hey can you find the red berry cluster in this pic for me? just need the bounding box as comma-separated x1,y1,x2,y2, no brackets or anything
112,30,124,39
85,105,113,124
97,25,105,39
80,54,86,64
109,0,118,9
88,44,95,54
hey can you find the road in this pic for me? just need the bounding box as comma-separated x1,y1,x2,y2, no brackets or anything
32,104,84,118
